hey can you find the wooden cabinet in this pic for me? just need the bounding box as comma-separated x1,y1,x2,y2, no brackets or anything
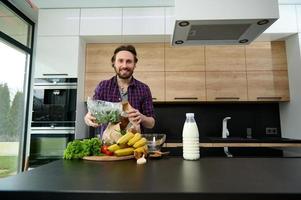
134,72,165,102
205,45,246,71
247,71,289,101
165,45,205,71
131,43,164,72
85,72,115,100
86,43,164,72
246,41,287,71
84,42,289,102
86,43,121,73
35,36,79,78
165,72,206,102
246,41,289,101
206,72,248,101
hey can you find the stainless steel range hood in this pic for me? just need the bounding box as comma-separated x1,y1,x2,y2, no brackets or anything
172,0,279,46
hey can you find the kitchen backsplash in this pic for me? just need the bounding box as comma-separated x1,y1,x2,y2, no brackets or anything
144,103,281,142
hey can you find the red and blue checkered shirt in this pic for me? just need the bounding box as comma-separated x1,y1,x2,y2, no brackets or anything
93,75,155,128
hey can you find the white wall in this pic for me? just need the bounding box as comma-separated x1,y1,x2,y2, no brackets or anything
280,33,301,139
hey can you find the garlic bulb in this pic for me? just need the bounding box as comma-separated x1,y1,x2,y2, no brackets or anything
136,154,147,165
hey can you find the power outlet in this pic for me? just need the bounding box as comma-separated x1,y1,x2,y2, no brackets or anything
265,127,278,135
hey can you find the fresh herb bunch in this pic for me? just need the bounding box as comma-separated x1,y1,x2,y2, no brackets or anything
63,137,102,160
93,110,121,124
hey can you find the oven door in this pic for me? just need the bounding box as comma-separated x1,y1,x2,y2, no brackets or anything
32,85,77,127
29,128,74,167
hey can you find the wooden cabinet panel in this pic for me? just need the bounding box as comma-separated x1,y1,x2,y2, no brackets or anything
246,41,287,71
165,44,205,71
131,43,164,72
271,41,288,71
85,72,115,100
247,71,289,101
205,45,246,71
86,43,121,73
206,72,248,101
165,72,206,101
134,72,165,102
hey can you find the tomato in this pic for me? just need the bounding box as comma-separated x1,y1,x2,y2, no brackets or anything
101,145,114,156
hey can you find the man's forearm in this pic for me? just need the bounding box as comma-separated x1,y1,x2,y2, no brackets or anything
141,115,155,129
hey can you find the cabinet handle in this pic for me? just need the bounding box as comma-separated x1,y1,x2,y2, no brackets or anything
43,73,68,76
215,97,240,100
174,97,198,100
257,97,282,100
152,97,157,100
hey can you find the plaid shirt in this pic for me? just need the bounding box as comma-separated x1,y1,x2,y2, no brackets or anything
93,75,155,123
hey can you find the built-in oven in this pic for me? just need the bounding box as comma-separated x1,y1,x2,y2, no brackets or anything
32,78,77,128
29,78,77,168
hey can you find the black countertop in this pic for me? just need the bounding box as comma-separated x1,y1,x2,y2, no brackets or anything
1,157,301,200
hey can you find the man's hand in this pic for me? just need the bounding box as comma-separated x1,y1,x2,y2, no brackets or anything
84,112,100,127
127,108,143,125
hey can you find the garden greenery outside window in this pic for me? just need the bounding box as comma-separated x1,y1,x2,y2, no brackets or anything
0,0,34,178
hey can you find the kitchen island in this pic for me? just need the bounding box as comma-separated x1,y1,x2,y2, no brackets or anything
1,157,301,200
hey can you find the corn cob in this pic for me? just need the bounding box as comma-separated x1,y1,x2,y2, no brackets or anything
127,133,142,146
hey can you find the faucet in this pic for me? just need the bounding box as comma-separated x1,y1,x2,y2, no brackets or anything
222,117,233,157
222,117,231,138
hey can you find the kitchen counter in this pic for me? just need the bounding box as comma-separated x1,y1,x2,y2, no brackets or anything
166,137,301,147
1,157,301,200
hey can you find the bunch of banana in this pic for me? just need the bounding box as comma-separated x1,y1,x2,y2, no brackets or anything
108,131,148,157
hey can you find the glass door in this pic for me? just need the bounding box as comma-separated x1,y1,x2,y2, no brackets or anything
0,40,29,177
0,1,34,178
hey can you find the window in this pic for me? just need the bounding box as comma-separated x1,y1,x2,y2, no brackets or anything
0,0,34,178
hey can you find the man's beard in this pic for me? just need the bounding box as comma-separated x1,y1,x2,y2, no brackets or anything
114,67,133,79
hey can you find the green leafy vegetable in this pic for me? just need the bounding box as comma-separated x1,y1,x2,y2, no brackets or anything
93,110,121,124
63,137,102,160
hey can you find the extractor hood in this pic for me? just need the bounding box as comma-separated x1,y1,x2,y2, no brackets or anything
172,0,279,46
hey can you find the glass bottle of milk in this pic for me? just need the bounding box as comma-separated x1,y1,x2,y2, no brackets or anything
182,113,200,160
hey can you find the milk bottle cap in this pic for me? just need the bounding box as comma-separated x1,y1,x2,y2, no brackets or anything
186,113,194,117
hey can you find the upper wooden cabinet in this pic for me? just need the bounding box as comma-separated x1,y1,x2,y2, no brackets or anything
165,72,206,102
131,43,164,72
84,42,289,102
206,72,248,101
165,44,205,71
134,72,165,102
205,45,246,71
38,9,80,36
246,41,287,71
247,71,290,101
86,43,122,73
86,43,164,73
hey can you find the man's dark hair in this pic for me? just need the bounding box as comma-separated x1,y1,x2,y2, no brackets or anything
111,45,138,67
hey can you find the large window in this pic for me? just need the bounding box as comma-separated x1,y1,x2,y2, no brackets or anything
0,0,34,178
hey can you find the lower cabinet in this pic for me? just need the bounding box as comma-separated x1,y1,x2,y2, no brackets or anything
247,71,290,101
206,71,248,101
165,72,206,102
